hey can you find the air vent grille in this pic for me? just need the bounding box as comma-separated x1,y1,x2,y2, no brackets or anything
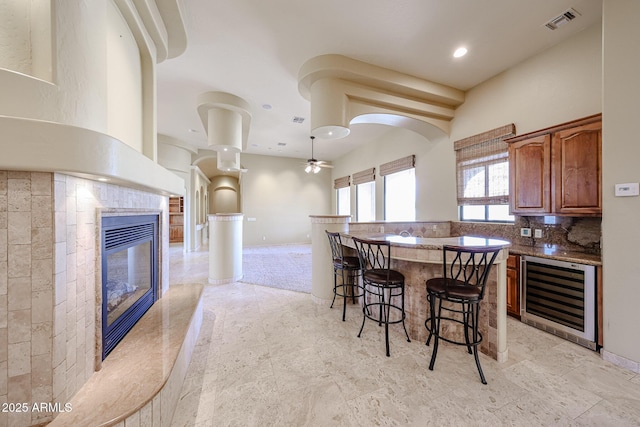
105,223,154,250
292,116,305,124
545,8,580,30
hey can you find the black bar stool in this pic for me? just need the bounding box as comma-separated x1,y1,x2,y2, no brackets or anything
325,231,363,321
425,245,502,384
352,237,411,357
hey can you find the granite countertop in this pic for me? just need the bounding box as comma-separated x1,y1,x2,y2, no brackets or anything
509,244,602,266
344,231,601,266
344,232,511,250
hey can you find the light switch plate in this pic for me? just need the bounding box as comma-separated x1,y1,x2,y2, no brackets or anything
615,183,639,197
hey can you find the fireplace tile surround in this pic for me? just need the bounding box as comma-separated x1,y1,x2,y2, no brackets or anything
0,170,170,426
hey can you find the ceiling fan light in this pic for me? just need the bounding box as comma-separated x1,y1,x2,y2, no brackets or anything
313,165,321,173
305,164,312,173
453,47,468,58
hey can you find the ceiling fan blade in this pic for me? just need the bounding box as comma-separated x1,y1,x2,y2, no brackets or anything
314,160,333,168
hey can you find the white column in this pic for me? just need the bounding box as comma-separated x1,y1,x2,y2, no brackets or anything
208,213,243,284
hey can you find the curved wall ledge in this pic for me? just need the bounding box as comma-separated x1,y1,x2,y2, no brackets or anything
298,54,465,138
114,0,187,63
0,116,185,196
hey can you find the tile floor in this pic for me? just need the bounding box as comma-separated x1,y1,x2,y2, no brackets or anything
169,245,640,426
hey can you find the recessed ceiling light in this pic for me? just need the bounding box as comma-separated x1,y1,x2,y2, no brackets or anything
453,47,468,58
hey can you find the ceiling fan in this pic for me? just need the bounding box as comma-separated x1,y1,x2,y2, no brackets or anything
304,136,334,173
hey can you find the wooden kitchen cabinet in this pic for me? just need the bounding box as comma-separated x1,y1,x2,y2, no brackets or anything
552,121,602,215
506,114,602,216
506,254,520,319
509,134,551,214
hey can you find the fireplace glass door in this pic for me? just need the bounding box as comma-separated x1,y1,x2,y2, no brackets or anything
106,241,152,327
102,215,158,359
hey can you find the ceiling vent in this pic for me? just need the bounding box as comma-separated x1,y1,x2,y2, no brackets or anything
291,116,305,124
545,8,580,30
277,142,286,146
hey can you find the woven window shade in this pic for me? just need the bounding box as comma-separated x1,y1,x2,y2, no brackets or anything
334,175,350,189
352,167,375,185
454,124,515,205
380,155,415,176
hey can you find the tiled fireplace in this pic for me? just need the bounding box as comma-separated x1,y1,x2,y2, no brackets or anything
0,171,169,426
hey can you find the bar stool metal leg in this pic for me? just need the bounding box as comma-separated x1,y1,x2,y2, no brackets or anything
326,230,363,322
472,303,487,384
428,296,442,371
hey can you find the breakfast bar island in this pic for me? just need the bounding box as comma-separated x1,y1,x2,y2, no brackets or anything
310,217,511,362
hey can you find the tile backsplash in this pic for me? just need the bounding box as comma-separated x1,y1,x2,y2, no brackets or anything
451,216,601,254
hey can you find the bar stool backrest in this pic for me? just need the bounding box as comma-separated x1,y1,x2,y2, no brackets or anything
352,238,392,280
442,245,502,300
325,231,345,265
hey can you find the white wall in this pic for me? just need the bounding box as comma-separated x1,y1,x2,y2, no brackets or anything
0,2,107,129
601,0,640,368
0,0,31,74
0,0,51,81
451,23,602,141
331,124,455,221
240,153,331,246
106,1,143,152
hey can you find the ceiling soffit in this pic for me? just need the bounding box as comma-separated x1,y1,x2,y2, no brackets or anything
298,54,465,138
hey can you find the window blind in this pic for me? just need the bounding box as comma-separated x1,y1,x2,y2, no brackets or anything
334,175,350,189
454,124,515,205
352,167,375,185
380,155,415,176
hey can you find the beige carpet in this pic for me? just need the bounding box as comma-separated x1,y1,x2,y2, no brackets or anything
240,244,312,293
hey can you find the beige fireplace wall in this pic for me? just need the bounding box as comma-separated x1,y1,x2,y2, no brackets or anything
0,171,169,426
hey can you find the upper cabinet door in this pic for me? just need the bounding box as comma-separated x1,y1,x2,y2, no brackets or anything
552,121,602,215
509,134,551,214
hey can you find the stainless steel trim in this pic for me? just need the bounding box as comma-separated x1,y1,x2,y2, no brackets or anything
521,255,595,342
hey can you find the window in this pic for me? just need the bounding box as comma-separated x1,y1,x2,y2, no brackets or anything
455,125,515,222
353,168,375,222
382,156,416,221
334,175,351,216
337,186,350,215
357,182,375,222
